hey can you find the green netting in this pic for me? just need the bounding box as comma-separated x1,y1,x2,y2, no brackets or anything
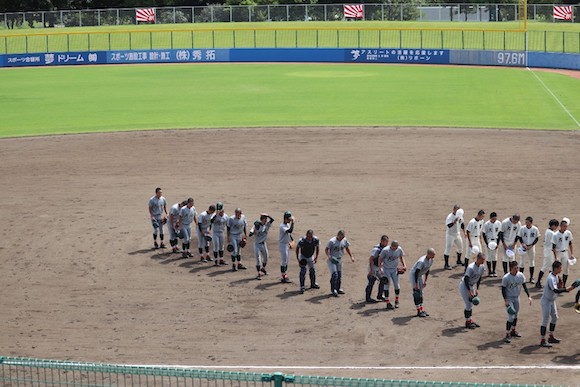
0,357,561,387
1,29,579,54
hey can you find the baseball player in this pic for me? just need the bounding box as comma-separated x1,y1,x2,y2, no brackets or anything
278,211,295,283
552,218,574,287
516,216,540,284
482,211,501,277
365,235,389,303
539,261,578,347
295,229,321,293
167,200,187,253
249,213,275,280
460,252,486,329
409,248,435,317
501,261,532,343
210,202,229,266
465,210,485,270
197,205,216,262
379,240,406,310
325,230,355,297
226,208,248,271
499,214,521,275
148,187,168,249
443,204,465,270
178,197,197,259
536,219,559,289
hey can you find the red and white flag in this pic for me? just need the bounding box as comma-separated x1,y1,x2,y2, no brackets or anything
136,8,156,23
553,5,573,21
344,4,364,19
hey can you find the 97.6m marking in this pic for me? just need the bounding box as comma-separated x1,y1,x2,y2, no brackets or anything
496,52,527,66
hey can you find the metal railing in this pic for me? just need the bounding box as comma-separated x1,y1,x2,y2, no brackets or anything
1,28,579,54
0,357,561,387
2,3,573,29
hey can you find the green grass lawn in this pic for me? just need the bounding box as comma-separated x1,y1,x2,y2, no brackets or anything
0,63,578,137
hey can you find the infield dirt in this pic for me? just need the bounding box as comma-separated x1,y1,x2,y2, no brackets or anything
1,127,579,385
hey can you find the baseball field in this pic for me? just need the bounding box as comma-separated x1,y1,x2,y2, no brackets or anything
1,34,580,386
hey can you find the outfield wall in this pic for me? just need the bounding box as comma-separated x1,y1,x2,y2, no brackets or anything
0,48,578,71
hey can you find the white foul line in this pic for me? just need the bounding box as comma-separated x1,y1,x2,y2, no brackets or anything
527,67,580,128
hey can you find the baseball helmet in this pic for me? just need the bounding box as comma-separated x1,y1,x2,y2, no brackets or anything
227,244,234,253
507,303,517,315
216,202,224,211
239,238,247,248
471,296,480,306
506,249,515,259
488,241,498,251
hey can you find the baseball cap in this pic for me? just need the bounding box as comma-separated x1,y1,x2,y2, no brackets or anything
216,202,224,211
254,220,262,228
284,211,292,218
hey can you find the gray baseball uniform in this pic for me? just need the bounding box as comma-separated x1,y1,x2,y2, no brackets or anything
540,272,560,327
380,246,405,290
459,262,485,311
197,210,213,249
211,212,229,252
502,271,526,322
179,205,197,243
409,255,432,290
253,221,273,267
148,195,167,231
227,215,247,255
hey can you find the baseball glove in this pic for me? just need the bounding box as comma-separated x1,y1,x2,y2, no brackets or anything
572,279,580,288
289,240,296,250
397,266,406,275
575,303,580,314
299,258,308,267
227,244,234,253
240,238,247,248
161,217,167,225
204,235,213,242
506,304,517,315
558,277,564,289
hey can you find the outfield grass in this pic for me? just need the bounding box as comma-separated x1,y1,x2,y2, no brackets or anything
1,21,579,54
0,64,578,137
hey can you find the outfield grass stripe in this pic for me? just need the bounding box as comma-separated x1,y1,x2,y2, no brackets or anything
527,68,580,128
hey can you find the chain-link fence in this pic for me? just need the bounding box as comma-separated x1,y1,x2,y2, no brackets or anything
1,4,576,29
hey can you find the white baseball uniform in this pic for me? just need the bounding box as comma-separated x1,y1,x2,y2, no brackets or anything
500,218,521,262
465,217,484,259
518,225,540,269
444,212,464,256
552,229,573,276
540,228,557,273
483,219,501,262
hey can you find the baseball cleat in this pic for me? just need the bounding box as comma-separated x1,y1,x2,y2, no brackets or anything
237,264,247,270
300,287,305,294
214,261,219,266
504,334,511,343
219,260,227,265
535,282,543,289
260,268,268,275
255,275,262,280
187,252,193,257
377,295,385,301
540,340,553,348
310,283,320,289
201,258,208,263
332,290,339,297
232,264,238,272
466,321,478,329
529,278,535,284
547,336,561,344
417,311,428,318
444,265,452,270
394,300,400,308
181,252,188,259
159,243,166,248
365,298,378,304
153,242,159,249
510,330,522,338
172,247,180,253
337,289,345,295
386,302,395,310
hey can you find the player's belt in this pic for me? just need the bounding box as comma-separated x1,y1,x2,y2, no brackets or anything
561,250,567,252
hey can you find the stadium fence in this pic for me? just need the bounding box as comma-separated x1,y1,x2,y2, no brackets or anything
1,3,575,29
0,357,562,387
1,28,579,55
